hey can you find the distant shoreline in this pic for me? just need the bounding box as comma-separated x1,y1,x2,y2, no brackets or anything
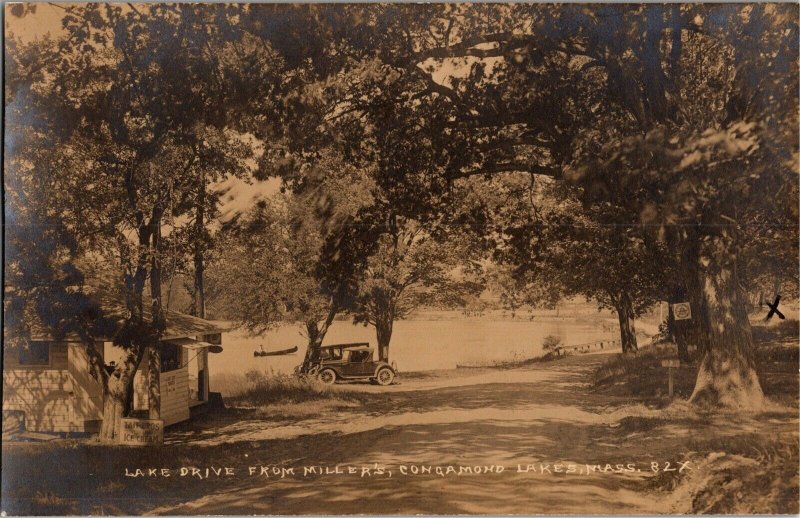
211,306,658,330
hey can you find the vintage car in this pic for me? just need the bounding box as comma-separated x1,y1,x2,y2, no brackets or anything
314,343,397,385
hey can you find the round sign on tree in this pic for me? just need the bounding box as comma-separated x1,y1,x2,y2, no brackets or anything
672,302,692,320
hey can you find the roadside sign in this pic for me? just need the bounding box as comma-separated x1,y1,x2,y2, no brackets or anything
672,302,692,320
121,418,164,445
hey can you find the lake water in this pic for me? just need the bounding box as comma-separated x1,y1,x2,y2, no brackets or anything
208,315,621,376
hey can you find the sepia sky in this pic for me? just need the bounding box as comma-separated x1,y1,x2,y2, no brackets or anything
5,3,67,41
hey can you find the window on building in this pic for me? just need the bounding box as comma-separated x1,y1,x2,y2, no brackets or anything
19,342,50,366
160,342,182,372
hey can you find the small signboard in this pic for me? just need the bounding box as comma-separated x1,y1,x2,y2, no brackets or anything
162,371,179,398
661,359,681,368
121,418,164,445
672,302,692,320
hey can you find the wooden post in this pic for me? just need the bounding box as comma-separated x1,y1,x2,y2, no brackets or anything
200,349,209,401
661,359,680,398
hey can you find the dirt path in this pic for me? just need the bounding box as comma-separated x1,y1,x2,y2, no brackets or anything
152,353,796,515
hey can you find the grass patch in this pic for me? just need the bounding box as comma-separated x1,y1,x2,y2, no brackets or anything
210,372,254,398
751,318,799,343
592,347,666,385
592,321,799,406
207,370,366,422
755,340,799,364
26,491,79,515
591,345,698,402
226,369,352,406
653,434,799,514
593,322,799,513
250,399,362,420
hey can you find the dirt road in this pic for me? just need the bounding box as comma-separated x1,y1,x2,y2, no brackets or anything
151,353,796,515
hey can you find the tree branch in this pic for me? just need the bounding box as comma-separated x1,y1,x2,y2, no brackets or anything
451,161,560,180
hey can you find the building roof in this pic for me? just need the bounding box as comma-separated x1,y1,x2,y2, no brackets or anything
24,287,222,342
160,310,223,340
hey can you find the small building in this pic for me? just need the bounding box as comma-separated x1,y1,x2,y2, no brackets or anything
3,303,224,434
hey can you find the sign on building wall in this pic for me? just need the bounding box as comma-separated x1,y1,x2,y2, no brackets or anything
163,372,179,398
121,418,163,445
671,302,692,320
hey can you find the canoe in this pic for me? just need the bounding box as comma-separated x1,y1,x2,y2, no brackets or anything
254,346,299,357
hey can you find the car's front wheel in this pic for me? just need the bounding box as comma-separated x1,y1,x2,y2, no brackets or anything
375,367,395,386
318,368,337,385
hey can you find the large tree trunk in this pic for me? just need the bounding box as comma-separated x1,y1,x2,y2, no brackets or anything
99,219,152,441
148,215,165,420
99,349,144,442
192,178,206,318
375,315,393,361
147,347,161,420
301,306,338,372
100,389,125,442
689,234,764,410
303,321,324,367
193,251,205,319
685,273,712,356
615,293,638,353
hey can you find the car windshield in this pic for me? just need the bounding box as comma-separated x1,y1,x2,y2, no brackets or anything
321,348,342,360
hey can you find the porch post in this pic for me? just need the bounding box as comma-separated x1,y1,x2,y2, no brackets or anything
202,349,210,401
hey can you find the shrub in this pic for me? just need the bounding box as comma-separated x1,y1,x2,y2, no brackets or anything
542,335,562,352
653,319,671,344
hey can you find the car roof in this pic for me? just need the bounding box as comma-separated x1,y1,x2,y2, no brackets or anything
320,342,371,349
345,346,374,352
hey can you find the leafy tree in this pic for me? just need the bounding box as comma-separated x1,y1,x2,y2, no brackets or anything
205,200,288,335
543,210,666,354
289,3,796,409
6,3,796,419
209,153,375,369
460,173,666,353
484,263,558,320
5,4,280,439
4,141,117,365
565,6,798,408
351,214,473,360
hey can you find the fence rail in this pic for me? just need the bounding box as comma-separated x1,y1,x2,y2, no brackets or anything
553,339,620,357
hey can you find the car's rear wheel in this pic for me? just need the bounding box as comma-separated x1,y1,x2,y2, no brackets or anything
318,368,337,385
375,367,394,386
